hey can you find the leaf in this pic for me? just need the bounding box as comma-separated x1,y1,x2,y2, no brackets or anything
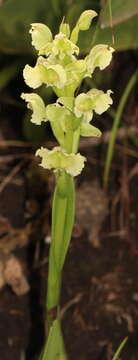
93,15,138,50
0,0,63,54
112,337,128,360
100,0,138,28
40,319,67,360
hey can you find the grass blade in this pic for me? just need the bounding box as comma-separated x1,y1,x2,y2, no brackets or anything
103,69,137,188
112,337,128,360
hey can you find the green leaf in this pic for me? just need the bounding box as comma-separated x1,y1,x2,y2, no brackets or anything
100,0,138,27
94,11,138,50
81,122,101,137
0,0,63,54
40,319,67,360
103,70,137,188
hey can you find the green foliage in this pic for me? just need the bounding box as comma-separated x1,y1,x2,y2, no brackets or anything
101,0,138,27
0,0,64,54
112,337,128,360
94,0,138,49
39,319,67,360
103,70,138,188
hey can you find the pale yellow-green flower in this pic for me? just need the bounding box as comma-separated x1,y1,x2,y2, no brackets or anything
30,23,53,54
48,33,79,59
86,44,114,76
74,89,113,120
23,62,67,89
21,93,47,125
87,89,113,114
36,146,86,176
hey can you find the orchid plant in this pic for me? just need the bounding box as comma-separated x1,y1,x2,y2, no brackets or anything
21,10,114,359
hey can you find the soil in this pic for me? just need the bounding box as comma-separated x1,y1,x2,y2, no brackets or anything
0,51,138,360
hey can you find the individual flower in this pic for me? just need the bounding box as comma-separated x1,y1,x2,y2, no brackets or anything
86,44,114,76
49,33,79,58
21,93,47,125
87,89,113,114
30,21,79,58
36,146,86,176
23,62,67,89
74,89,113,120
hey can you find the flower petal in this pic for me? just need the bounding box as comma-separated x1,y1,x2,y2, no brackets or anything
70,10,97,44
23,64,43,89
86,44,114,75
30,23,52,54
45,64,67,88
21,93,47,125
52,33,79,57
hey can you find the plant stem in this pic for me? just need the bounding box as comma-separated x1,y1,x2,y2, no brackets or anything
46,172,75,326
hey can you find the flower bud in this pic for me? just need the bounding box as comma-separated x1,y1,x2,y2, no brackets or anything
59,22,70,38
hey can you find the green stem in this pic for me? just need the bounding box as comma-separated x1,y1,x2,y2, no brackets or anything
46,172,75,321
65,129,74,153
72,126,81,153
